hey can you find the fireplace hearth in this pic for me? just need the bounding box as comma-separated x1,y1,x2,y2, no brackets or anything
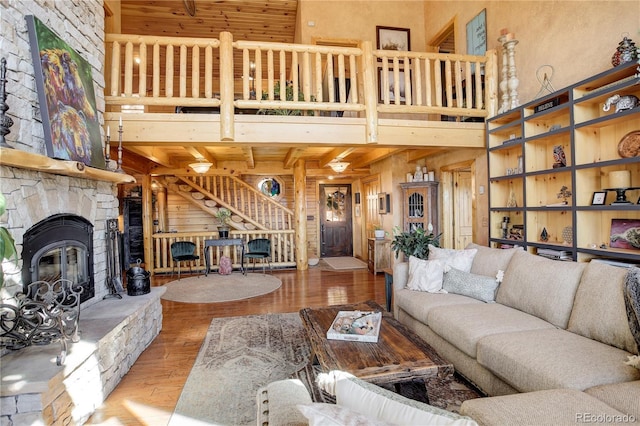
21,214,94,304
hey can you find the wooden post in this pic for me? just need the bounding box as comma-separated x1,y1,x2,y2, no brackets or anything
142,174,154,272
294,160,308,270
485,49,499,118
219,31,235,141
361,41,378,143
157,185,168,233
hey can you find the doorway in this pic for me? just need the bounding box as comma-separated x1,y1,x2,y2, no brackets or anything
319,184,353,257
442,161,475,249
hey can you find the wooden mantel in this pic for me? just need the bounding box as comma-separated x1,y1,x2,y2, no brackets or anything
0,148,136,184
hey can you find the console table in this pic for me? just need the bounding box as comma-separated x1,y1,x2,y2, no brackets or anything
204,238,245,275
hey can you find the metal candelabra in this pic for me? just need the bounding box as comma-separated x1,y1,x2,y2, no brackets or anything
115,121,124,173
0,57,14,149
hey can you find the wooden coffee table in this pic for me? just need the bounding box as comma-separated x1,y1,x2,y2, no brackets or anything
299,300,453,387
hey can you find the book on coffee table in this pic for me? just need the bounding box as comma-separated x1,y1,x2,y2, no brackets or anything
327,311,382,342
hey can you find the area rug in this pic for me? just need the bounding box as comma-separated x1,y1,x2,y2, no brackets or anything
161,273,281,303
322,256,368,270
169,313,482,425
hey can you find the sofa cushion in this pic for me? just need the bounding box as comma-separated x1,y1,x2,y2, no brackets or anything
568,261,638,354
428,303,555,358
428,245,478,273
465,243,523,278
477,328,640,392
496,250,586,328
460,388,627,426
585,380,640,418
395,288,481,325
407,256,446,292
442,268,500,303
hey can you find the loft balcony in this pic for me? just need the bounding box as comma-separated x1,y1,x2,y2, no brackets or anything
104,32,497,177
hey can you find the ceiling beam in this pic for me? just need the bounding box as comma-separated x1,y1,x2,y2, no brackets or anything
185,147,217,167
125,146,174,168
242,147,255,169
283,147,306,169
319,147,356,167
406,148,447,162
349,148,406,168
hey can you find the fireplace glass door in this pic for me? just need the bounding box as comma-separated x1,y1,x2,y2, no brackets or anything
33,242,88,289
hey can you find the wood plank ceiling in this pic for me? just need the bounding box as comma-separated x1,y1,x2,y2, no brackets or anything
118,0,440,176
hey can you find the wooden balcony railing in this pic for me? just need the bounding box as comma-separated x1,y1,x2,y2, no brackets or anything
152,230,296,275
105,32,497,142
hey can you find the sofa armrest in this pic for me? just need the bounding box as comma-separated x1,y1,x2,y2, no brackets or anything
393,261,409,293
256,379,311,426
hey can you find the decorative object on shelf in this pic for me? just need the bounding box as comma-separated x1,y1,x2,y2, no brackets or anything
557,186,572,204
115,117,124,173
611,35,638,67
506,186,517,207
618,130,640,158
390,225,441,260
591,191,607,205
501,216,510,239
413,165,423,182
428,171,435,181
603,94,639,113
604,187,640,204
509,224,524,241
502,31,520,110
540,227,549,242
370,223,387,240
562,226,573,245
533,64,556,100
552,145,567,168
0,57,14,149
406,172,413,182
517,155,524,174
610,219,640,249
608,170,631,189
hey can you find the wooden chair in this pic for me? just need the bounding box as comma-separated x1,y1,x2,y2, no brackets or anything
170,241,200,280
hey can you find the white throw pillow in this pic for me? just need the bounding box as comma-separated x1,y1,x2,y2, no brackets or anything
428,245,478,273
407,256,446,293
297,403,391,426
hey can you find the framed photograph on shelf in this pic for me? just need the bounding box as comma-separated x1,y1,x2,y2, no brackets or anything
378,68,407,103
376,26,411,52
610,219,640,250
591,191,607,205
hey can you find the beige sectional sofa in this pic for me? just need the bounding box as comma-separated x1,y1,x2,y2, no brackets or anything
393,244,640,424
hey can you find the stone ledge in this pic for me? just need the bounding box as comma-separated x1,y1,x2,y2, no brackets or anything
0,287,165,424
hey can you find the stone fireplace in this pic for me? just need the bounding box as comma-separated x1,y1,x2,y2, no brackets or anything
0,3,164,424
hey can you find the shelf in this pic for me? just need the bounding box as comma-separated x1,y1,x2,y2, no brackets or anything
486,63,640,264
0,147,136,184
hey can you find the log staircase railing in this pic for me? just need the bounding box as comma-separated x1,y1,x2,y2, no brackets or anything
180,174,294,230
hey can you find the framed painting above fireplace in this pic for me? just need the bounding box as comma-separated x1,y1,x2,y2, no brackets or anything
25,15,105,169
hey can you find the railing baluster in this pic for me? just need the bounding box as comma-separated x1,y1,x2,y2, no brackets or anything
192,45,200,98
179,44,187,98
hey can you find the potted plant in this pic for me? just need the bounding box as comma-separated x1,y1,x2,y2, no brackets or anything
390,225,442,260
214,207,232,238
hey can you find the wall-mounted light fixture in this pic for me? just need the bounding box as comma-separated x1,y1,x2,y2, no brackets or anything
328,161,349,173
189,159,212,174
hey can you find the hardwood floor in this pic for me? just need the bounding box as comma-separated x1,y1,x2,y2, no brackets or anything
87,265,386,425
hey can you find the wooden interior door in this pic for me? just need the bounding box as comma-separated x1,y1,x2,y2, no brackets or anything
319,184,353,257
454,169,473,249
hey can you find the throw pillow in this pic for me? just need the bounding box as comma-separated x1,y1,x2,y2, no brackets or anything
407,256,446,293
624,266,640,354
442,268,499,303
297,403,391,426
428,245,478,273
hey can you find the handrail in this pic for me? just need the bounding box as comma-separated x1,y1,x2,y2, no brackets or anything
105,32,497,143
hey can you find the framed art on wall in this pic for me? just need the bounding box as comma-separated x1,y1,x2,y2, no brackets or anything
376,26,411,52
378,68,407,103
25,15,105,169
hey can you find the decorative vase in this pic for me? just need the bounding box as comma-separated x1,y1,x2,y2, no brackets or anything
374,229,386,239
